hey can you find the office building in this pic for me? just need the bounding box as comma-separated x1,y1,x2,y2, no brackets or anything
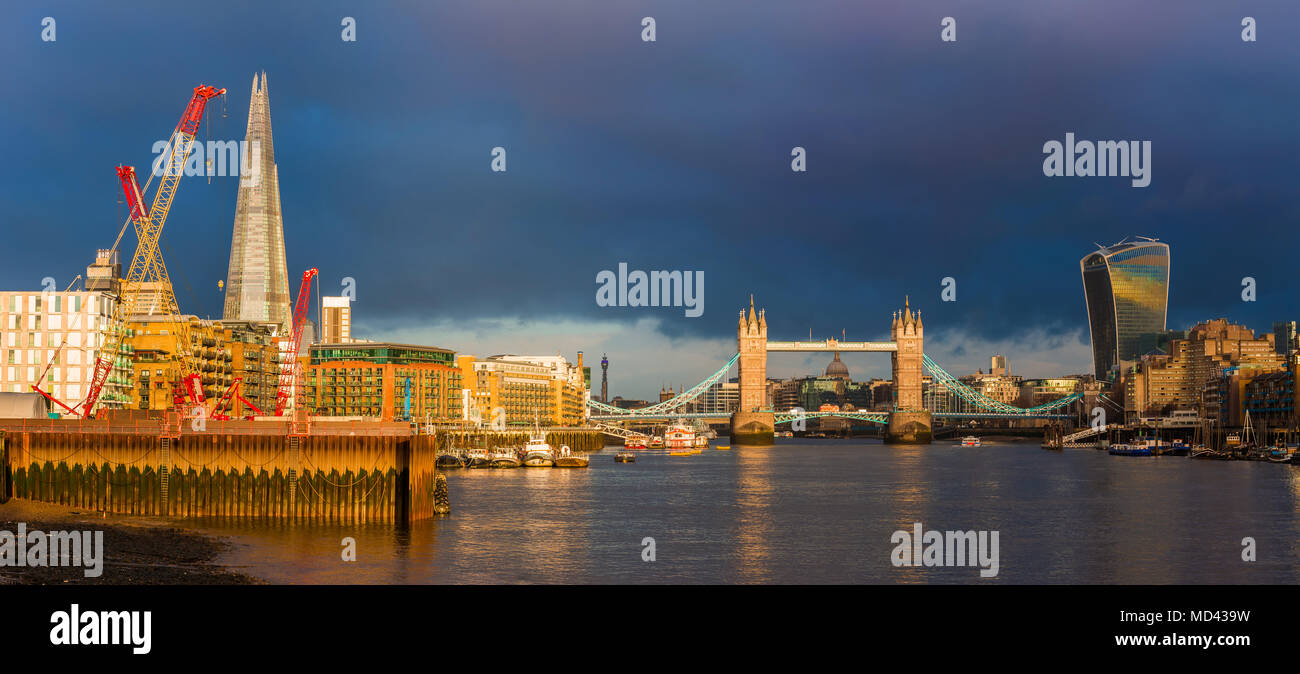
1080,238,1170,379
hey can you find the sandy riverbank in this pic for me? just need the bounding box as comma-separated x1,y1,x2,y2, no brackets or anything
0,499,260,585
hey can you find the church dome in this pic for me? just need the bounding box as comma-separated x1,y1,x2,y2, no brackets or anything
825,352,850,380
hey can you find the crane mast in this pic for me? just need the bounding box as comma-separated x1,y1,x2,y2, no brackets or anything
275,268,319,418
81,84,226,418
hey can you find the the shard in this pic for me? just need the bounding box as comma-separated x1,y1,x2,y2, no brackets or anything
222,71,291,333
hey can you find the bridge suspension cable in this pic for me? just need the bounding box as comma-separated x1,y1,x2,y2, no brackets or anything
922,354,1082,414
587,353,740,415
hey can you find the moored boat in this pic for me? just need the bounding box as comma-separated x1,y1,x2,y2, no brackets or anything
554,445,589,468
648,435,665,449
624,436,647,450
521,431,555,467
489,447,522,468
465,448,492,469
665,423,696,450
436,452,465,469
1190,445,1233,460
960,436,981,447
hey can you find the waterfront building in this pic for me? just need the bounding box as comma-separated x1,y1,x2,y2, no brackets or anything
990,354,1008,376
456,353,587,426
0,290,133,409
321,296,352,344
222,72,292,333
126,316,280,413
1242,367,1298,431
1120,319,1284,417
305,342,461,421
1080,238,1171,380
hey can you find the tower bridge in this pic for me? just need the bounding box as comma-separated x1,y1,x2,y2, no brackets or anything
586,296,1083,446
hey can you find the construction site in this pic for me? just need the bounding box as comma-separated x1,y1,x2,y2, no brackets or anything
0,83,451,523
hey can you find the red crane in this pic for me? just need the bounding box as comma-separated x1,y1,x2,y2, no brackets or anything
211,378,265,421
79,85,226,418
274,268,318,417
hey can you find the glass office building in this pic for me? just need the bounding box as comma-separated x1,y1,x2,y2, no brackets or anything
1080,240,1170,379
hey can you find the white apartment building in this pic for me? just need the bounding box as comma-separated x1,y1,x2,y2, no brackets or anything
321,296,352,343
0,291,133,408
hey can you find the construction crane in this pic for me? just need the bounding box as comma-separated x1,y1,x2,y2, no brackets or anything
210,377,265,421
274,268,319,417
79,84,226,418
29,276,85,415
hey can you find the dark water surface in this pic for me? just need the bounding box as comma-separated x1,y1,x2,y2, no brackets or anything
197,440,1300,584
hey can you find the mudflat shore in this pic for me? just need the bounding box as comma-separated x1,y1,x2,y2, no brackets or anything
0,499,259,585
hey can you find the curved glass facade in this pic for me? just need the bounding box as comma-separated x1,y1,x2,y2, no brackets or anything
1080,241,1170,379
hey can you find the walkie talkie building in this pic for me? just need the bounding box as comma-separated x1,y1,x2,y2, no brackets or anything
1080,239,1171,380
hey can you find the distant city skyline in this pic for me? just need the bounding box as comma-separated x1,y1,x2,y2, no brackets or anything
4,2,1298,402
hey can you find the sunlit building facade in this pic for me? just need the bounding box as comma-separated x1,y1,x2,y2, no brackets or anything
1080,239,1170,380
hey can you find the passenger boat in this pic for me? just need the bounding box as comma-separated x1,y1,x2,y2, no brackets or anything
465,448,492,469
1108,438,1158,457
960,436,981,447
521,432,555,467
648,435,665,449
489,447,522,468
554,445,589,468
1161,439,1191,456
615,452,637,463
624,436,647,450
665,423,696,450
693,434,709,449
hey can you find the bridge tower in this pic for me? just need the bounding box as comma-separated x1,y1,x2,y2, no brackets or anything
732,295,774,445
887,296,932,443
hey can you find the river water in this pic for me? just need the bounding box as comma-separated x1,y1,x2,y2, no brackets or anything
197,440,1300,584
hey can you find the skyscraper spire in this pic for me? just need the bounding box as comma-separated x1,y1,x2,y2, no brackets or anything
223,70,291,333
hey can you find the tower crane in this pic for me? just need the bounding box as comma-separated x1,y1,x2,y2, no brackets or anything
275,268,319,417
78,84,226,418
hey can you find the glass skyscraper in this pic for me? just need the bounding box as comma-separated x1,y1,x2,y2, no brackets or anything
1080,239,1170,379
223,71,291,333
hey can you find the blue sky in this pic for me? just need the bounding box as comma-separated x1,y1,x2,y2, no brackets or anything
2,1,1298,399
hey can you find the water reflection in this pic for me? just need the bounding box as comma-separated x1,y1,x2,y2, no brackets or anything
198,442,1300,584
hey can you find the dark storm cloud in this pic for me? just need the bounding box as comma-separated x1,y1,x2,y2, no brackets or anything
2,0,1297,352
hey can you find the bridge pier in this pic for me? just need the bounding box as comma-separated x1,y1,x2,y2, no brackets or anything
885,410,933,444
731,410,774,446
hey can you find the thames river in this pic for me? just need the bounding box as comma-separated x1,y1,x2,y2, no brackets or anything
198,440,1300,584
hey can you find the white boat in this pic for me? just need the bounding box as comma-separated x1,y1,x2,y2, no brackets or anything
489,447,521,468
465,447,492,469
960,436,981,447
665,423,696,450
521,431,555,467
